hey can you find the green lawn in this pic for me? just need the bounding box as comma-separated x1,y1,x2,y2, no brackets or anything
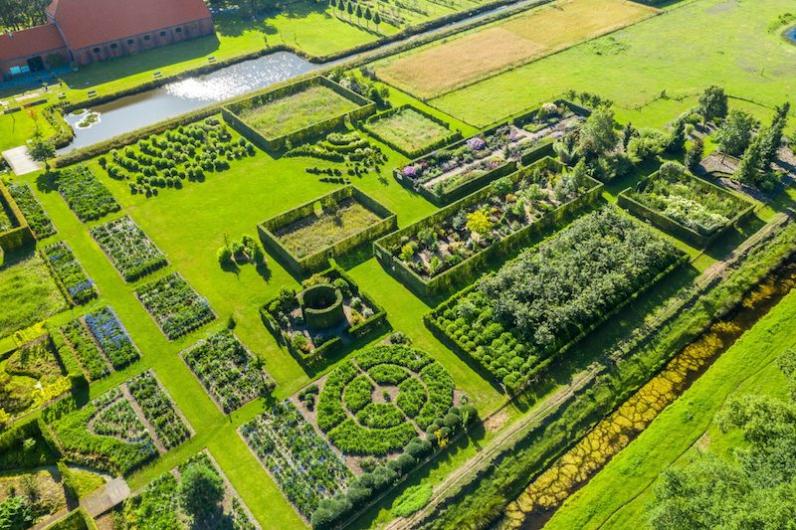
239,85,361,138
0,110,54,152
0,252,66,338
363,107,454,154
428,0,796,129
544,284,796,530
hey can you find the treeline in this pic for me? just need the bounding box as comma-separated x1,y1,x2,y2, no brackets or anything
0,0,49,31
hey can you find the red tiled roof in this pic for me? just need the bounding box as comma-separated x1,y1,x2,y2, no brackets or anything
47,0,212,50
0,24,66,62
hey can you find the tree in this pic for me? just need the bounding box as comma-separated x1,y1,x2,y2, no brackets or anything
684,138,704,171
715,109,756,156
364,6,373,28
0,496,35,530
667,118,686,153
347,1,354,19
760,101,790,170
735,132,765,185
27,133,54,162
577,107,619,161
621,122,637,150
355,4,363,24
698,85,728,122
179,463,224,521
373,11,381,32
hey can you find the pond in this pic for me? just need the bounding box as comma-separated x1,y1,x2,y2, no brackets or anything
786,25,796,44
61,51,319,152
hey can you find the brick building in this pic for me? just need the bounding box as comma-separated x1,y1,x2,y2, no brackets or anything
0,0,214,80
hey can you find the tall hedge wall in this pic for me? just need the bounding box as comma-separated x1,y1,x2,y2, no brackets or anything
0,181,35,253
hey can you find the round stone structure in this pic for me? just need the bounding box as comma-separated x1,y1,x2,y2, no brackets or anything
300,283,346,330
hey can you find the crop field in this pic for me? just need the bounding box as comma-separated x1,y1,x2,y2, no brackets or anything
237,85,361,138
374,0,656,99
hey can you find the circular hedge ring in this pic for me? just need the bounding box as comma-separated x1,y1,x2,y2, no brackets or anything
316,345,454,456
300,283,345,330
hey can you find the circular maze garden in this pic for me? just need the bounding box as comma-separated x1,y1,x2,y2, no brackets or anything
317,345,455,456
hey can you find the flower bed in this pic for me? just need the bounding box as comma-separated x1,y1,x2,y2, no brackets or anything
375,157,603,298
257,186,397,275
261,267,387,367
223,77,376,152
136,273,215,340
60,319,110,381
618,162,756,247
100,117,256,198
361,105,461,158
427,208,686,390
56,165,120,222
182,331,274,413
84,307,140,370
395,100,587,204
7,183,56,239
90,216,168,282
126,371,191,450
41,242,97,306
240,400,353,519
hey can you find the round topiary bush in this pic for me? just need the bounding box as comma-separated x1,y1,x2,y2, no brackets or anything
300,284,345,330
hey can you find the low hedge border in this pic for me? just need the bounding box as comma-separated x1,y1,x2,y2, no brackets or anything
260,265,387,369
223,76,376,153
258,185,397,277
0,181,35,253
360,104,461,159
375,157,604,300
617,171,756,248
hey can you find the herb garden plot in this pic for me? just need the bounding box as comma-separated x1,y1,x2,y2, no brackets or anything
99,117,256,198
258,186,397,275
0,335,70,427
136,273,215,340
361,105,460,158
375,157,602,297
261,267,386,366
396,101,586,204
428,208,686,390
119,451,259,529
618,162,755,247
61,318,110,380
91,216,167,282
42,242,97,305
182,331,274,413
241,400,353,519
56,165,120,222
7,183,56,239
127,371,192,449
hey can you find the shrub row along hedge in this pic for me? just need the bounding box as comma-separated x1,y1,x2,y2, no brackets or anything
0,181,34,253
375,157,603,299
618,161,756,248
223,76,376,153
258,186,397,276
426,207,686,390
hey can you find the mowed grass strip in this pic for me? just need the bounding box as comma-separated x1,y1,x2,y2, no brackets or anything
375,0,656,99
365,107,454,154
239,85,360,138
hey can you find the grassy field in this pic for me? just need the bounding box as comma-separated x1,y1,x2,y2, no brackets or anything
544,282,796,530
429,0,796,128
0,109,54,152
0,252,66,338
364,107,454,154
239,85,361,138
374,0,656,99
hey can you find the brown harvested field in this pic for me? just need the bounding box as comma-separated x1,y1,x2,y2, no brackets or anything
375,0,657,99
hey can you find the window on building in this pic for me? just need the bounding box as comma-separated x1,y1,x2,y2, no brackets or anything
160,31,167,37
144,35,151,41
175,27,183,33
128,39,134,45
93,47,101,54
110,43,118,49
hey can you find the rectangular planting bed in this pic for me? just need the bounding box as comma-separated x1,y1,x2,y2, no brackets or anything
0,181,34,253
361,105,461,158
258,186,397,276
375,157,603,299
223,76,376,152
395,100,588,205
617,162,756,247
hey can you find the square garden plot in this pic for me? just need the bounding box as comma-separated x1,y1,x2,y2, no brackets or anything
91,216,168,282
618,162,756,247
7,183,56,239
136,273,215,340
223,77,376,152
375,156,603,299
361,105,461,158
395,100,587,205
182,330,274,413
261,266,387,367
258,186,397,276
56,165,120,222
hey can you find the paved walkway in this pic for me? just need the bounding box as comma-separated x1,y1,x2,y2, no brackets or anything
81,477,131,517
2,146,42,175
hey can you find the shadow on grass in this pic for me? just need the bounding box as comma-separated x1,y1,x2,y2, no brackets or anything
0,243,36,269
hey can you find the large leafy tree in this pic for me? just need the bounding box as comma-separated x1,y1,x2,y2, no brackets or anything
698,85,729,122
715,109,756,156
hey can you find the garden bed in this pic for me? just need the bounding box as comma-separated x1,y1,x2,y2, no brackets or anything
0,254,66,340
99,116,257,198
618,162,755,247
55,165,120,222
258,186,397,276
136,273,215,340
0,182,34,253
361,105,460,158
41,242,97,306
426,208,687,390
261,266,387,367
395,100,587,204
375,157,603,298
182,330,274,413
7,183,56,240
223,77,376,152
90,216,168,282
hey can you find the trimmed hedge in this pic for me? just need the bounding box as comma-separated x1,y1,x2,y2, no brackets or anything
258,185,397,276
375,157,604,299
360,104,461,159
223,76,376,152
0,181,35,253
